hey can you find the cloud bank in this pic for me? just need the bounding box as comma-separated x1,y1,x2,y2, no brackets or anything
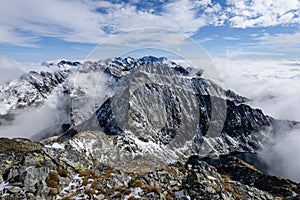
1,0,300,47
215,57,300,182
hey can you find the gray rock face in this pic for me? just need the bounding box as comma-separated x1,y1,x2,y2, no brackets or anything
82,59,274,161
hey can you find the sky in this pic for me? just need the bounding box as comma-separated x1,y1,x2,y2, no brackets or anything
0,0,299,62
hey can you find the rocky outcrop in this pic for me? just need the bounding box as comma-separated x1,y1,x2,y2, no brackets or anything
0,137,293,200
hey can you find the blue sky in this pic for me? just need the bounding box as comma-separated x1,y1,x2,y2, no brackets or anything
0,0,299,62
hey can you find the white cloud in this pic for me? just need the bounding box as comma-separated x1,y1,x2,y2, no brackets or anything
223,36,240,40
257,32,300,47
226,0,300,28
214,56,300,181
223,31,300,59
259,128,300,182
0,0,225,46
214,57,300,121
0,0,107,45
0,0,300,49
0,55,57,84
0,25,39,47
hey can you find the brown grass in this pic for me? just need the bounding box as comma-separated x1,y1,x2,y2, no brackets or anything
84,188,95,195
142,185,160,194
111,192,122,198
165,165,177,176
57,167,68,177
91,180,99,189
220,174,242,200
115,186,132,195
79,169,94,177
130,179,160,194
128,197,138,200
238,159,258,171
101,168,115,179
46,171,60,189
166,194,173,200
49,188,59,196
61,194,74,200
213,185,222,193
131,180,143,188
82,177,89,186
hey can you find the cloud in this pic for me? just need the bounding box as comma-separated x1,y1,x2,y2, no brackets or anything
0,83,71,139
222,31,300,59
258,128,300,182
224,49,286,58
0,55,57,84
214,57,300,120
0,56,28,84
0,0,107,46
223,36,240,40
255,32,300,52
1,0,300,47
0,0,213,46
226,0,300,28
214,57,300,181
0,25,39,47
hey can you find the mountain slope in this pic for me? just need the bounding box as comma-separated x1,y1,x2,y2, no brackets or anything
0,56,299,199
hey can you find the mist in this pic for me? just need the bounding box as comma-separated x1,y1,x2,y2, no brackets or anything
215,57,300,182
0,58,115,140
0,56,56,84
0,85,71,139
258,128,300,182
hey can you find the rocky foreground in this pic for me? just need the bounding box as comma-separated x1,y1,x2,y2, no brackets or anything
0,137,299,200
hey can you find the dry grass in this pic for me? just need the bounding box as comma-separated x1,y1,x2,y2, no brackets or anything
115,186,132,195
131,180,143,188
79,169,95,177
111,192,122,198
57,167,68,177
165,165,177,176
213,185,222,193
101,168,115,179
220,174,242,200
239,160,258,171
128,197,138,200
61,194,74,200
166,194,173,200
84,188,95,195
91,180,99,189
130,179,160,194
46,171,60,189
142,185,160,194
49,188,59,196
0,138,43,152
82,177,89,186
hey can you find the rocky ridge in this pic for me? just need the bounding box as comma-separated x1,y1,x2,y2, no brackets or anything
1,137,299,200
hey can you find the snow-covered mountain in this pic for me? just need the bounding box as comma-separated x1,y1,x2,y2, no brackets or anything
0,56,297,160
1,56,300,199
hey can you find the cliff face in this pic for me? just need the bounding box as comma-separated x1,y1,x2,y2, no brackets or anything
0,56,299,199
